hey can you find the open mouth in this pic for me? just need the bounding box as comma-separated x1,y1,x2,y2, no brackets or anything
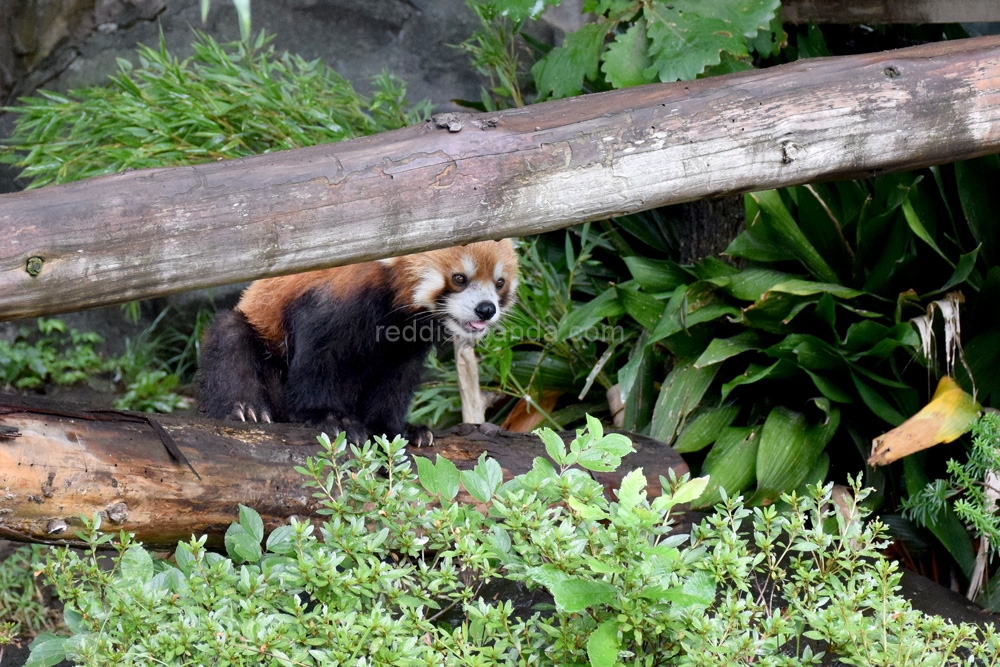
461,320,490,334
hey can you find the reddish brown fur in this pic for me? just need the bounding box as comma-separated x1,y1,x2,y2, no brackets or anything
237,240,518,349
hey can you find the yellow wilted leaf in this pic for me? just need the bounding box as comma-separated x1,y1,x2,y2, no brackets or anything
868,377,979,466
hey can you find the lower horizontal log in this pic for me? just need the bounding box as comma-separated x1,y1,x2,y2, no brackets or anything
0,393,687,548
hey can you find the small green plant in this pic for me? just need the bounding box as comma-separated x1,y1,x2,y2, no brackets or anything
0,545,62,641
0,318,107,390
903,410,1000,609
113,369,193,413
30,422,1000,666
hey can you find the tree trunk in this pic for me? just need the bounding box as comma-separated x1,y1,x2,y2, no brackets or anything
3,36,1000,320
0,393,687,549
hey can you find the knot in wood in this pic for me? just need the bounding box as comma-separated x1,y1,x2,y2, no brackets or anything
883,66,901,78
26,256,44,277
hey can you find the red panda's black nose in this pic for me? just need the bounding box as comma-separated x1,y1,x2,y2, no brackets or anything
474,301,497,321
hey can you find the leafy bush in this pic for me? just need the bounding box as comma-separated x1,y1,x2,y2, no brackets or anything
0,318,107,390
0,30,430,189
531,0,784,99
30,424,1000,666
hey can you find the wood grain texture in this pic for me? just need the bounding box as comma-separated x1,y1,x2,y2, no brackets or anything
783,0,1000,23
3,36,1000,320
0,393,687,548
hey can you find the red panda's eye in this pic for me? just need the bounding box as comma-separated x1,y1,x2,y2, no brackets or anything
496,278,506,289
453,273,467,285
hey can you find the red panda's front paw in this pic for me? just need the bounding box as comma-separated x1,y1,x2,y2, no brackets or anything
323,414,370,445
231,401,273,424
404,423,435,448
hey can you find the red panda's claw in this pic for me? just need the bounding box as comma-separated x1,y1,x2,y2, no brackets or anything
404,424,435,448
231,402,272,424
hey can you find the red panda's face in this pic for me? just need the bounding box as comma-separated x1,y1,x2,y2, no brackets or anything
407,240,519,341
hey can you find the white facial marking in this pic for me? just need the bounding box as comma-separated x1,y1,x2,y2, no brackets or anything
412,268,445,309
493,261,506,282
461,255,477,278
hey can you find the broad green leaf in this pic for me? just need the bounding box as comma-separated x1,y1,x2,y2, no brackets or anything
721,267,797,301
621,332,657,431
623,256,691,293
669,475,710,505
226,531,263,564
265,525,296,555
801,368,855,403
648,283,739,344
578,432,635,472
749,190,839,283
642,571,716,607
551,578,617,612
557,287,625,341
526,563,571,589
694,426,759,508
646,11,742,82
901,198,952,266
929,244,981,296
695,331,761,367
753,406,840,503
720,359,796,401
537,427,568,465
588,620,621,667
26,632,67,667
532,22,608,100
174,541,196,575
673,405,740,453
650,362,720,444
956,156,1000,264
851,372,906,426
616,468,647,510
63,607,85,634
617,285,666,330
415,455,438,494
239,504,264,543
414,455,461,500
461,468,492,503
602,19,653,88
120,544,154,581
768,280,863,299
765,334,843,372
725,221,798,263
433,456,461,501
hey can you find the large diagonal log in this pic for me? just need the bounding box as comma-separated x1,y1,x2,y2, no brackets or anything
0,393,687,548
2,36,1000,320
782,0,1000,23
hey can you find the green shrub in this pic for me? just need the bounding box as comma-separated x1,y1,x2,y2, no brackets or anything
0,30,429,189
30,423,1000,666
0,318,107,390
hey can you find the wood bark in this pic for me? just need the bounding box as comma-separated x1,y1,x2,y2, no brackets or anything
0,393,687,548
3,36,1000,321
782,0,1000,24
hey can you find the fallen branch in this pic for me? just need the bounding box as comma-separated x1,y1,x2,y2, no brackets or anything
0,393,687,548
3,36,1000,319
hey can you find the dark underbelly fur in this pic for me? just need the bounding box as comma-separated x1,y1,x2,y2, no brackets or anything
197,287,439,446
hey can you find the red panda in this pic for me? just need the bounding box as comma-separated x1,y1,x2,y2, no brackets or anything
197,239,519,446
